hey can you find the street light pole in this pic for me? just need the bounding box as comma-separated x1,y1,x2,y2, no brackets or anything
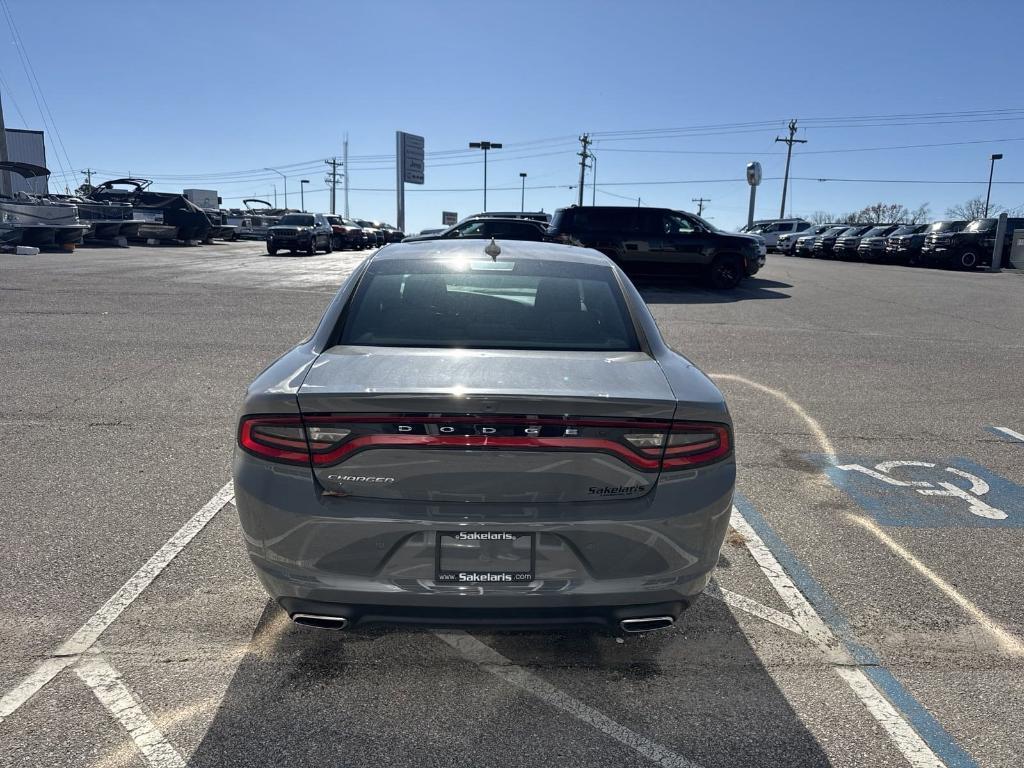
984,153,1003,217
519,172,527,211
469,141,502,211
300,179,309,212
265,168,287,209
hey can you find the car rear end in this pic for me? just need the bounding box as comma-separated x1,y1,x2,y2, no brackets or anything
232,241,735,632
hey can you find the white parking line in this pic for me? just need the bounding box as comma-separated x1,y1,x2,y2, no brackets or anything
729,506,944,768
713,374,1024,659
76,654,186,768
435,631,703,768
993,426,1024,443
711,373,836,460
849,514,1024,656
706,582,805,638
728,511,840,655
0,481,235,724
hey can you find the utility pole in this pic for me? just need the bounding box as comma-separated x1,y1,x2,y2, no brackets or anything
577,133,591,207
591,153,597,206
343,134,349,217
325,157,340,214
519,172,527,211
0,91,10,198
775,119,806,219
691,197,710,216
80,168,95,193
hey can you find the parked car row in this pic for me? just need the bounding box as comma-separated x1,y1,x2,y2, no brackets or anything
404,206,764,288
779,217,1023,269
266,214,404,255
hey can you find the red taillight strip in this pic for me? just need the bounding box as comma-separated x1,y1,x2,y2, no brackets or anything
238,416,310,466
301,414,672,429
309,434,662,471
661,424,732,469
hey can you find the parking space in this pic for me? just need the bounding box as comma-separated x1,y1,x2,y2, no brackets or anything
2,244,1022,767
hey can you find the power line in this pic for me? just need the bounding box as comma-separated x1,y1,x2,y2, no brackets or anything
0,0,74,186
691,197,710,216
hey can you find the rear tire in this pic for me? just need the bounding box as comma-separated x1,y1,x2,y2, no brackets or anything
325,236,333,254
709,254,743,289
958,251,979,270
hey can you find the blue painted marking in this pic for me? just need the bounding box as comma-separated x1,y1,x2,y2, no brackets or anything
812,454,1023,528
986,426,1024,444
734,492,978,768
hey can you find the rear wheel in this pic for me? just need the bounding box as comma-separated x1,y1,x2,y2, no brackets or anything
325,235,334,253
708,254,743,289
958,250,979,270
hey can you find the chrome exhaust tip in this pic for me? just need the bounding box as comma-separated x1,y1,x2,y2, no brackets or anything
619,616,675,633
291,613,350,630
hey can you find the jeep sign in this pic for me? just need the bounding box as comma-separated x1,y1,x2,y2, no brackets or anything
746,161,762,187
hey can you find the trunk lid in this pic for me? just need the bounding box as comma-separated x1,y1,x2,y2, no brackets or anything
297,346,676,503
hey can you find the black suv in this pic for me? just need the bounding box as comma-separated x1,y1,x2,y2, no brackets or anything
545,206,762,288
922,217,1024,269
402,217,547,242
833,224,881,260
266,213,334,255
886,220,963,265
813,225,863,259
858,224,922,262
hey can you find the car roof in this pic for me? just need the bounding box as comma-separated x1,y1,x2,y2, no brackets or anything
371,238,613,266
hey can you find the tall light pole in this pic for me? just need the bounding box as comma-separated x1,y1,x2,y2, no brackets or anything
300,179,309,212
469,140,501,210
519,172,527,211
984,153,1003,217
265,167,287,209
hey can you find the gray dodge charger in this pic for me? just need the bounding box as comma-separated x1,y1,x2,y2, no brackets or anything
233,239,735,633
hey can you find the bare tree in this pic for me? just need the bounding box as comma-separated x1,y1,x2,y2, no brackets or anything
808,210,834,225
945,196,1002,220
858,202,909,223
907,203,932,225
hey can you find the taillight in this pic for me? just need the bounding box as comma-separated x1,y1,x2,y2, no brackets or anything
238,416,309,465
661,422,731,469
237,415,731,471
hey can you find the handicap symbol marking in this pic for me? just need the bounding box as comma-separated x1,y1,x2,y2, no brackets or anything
812,455,1023,528
835,461,1006,520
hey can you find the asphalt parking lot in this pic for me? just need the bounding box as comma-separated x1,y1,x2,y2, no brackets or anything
1,240,1022,768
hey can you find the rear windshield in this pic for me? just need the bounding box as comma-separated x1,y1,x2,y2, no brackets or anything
338,258,640,351
278,214,314,226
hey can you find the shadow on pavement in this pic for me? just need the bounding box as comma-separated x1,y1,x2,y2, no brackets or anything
633,276,792,304
187,596,831,768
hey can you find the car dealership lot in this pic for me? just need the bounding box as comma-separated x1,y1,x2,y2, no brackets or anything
1,241,1022,768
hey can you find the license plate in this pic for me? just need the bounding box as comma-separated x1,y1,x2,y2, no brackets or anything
435,531,535,584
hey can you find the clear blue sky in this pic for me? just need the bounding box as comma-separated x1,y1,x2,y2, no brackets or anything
2,0,1022,231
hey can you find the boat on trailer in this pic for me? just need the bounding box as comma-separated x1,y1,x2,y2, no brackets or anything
225,199,287,239
87,178,213,242
0,162,88,248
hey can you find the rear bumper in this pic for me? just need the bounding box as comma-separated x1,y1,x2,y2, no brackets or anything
233,450,735,620
277,596,694,631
